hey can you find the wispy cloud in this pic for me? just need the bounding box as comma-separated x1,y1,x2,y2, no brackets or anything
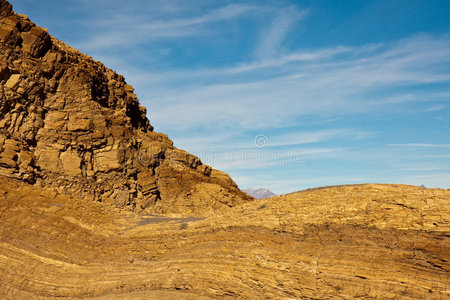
76,4,256,51
171,128,370,152
213,46,354,74
424,104,445,112
197,147,345,171
141,34,450,132
388,143,450,148
254,6,307,59
254,129,372,148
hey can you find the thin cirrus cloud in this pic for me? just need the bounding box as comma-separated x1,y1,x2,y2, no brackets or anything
254,5,307,59
142,34,450,133
73,7,450,192
199,147,345,171
424,105,445,112
388,143,450,148
171,128,368,151
75,4,257,51
252,129,371,148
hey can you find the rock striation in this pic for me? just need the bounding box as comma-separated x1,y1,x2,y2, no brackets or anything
0,180,448,299
0,0,251,214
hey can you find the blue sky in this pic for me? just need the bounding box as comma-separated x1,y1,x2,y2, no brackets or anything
10,0,450,193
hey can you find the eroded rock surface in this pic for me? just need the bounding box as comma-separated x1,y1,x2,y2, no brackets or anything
0,179,448,299
0,0,251,214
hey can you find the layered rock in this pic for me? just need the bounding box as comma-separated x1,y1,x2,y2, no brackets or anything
0,0,251,214
0,179,448,299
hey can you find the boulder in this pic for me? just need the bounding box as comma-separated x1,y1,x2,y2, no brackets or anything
20,26,51,57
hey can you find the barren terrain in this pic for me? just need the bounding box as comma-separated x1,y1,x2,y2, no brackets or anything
1,177,448,299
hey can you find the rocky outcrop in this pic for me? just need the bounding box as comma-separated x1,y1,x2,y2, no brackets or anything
0,0,251,214
0,179,448,299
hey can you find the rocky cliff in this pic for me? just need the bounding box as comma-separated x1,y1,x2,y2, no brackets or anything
0,0,251,214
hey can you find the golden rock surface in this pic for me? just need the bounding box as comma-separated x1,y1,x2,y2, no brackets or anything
1,177,448,299
0,0,251,215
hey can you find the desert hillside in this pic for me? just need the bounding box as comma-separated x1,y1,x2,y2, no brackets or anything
0,178,448,299
0,0,449,299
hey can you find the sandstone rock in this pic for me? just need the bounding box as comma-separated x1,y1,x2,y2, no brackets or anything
0,178,448,299
17,149,32,168
35,147,60,173
137,172,158,196
67,117,92,131
0,0,12,18
5,73,20,89
21,26,51,57
60,150,82,176
0,0,252,214
94,149,122,172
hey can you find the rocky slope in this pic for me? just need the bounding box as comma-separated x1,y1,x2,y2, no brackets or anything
0,0,251,215
0,179,448,299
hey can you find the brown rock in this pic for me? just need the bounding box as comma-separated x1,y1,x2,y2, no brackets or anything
67,118,92,131
0,0,251,214
0,65,10,81
60,150,82,176
94,149,122,172
5,73,20,89
35,147,60,173
17,149,33,167
0,178,448,299
0,0,12,18
20,26,51,57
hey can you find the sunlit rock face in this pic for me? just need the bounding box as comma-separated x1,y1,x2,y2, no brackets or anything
0,0,251,215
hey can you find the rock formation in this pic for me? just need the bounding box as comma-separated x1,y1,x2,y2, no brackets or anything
0,179,448,298
0,0,251,215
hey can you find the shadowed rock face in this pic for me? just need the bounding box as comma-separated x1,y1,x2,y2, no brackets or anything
0,0,252,214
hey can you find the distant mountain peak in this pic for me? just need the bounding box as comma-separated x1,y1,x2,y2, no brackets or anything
244,188,277,199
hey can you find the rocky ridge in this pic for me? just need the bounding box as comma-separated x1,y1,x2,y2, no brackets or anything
0,0,251,214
